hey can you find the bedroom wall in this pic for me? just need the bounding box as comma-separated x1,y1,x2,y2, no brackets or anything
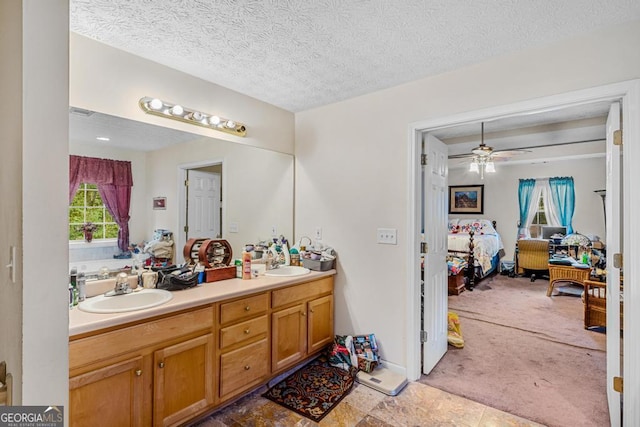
448,155,606,261
295,20,640,370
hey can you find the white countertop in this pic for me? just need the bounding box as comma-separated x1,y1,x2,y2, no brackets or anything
69,269,336,337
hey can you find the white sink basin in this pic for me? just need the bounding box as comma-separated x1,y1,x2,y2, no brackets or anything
264,265,311,277
78,289,173,313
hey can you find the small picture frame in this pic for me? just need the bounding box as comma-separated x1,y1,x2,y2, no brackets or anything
449,185,484,214
153,197,167,210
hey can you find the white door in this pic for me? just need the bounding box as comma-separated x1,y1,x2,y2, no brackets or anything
605,102,622,426
422,133,449,374
186,169,221,241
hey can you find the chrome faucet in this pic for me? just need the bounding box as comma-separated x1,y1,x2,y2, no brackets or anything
111,272,133,295
265,251,280,270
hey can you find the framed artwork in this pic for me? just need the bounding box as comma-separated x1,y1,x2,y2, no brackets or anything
449,185,484,214
153,197,167,210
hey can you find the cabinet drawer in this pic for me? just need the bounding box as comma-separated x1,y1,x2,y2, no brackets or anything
271,277,333,309
220,293,268,325
219,338,269,399
220,315,268,350
70,306,214,370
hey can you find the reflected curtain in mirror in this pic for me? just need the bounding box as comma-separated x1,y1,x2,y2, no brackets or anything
69,155,133,251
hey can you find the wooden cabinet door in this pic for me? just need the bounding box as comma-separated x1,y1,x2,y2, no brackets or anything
308,295,334,354
271,303,306,371
153,334,214,427
70,356,144,427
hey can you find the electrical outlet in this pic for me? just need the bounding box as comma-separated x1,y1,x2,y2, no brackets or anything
229,222,239,233
315,227,322,240
377,228,397,245
271,225,278,237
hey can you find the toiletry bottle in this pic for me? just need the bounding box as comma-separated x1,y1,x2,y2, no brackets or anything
70,268,78,306
77,272,86,302
289,247,300,266
282,242,291,266
69,284,74,309
242,249,252,280
235,259,242,278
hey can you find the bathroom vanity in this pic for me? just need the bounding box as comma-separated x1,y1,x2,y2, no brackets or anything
68,271,335,426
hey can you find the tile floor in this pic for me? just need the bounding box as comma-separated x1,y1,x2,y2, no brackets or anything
192,380,544,427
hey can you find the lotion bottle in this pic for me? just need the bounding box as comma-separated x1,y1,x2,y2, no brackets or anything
242,249,252,280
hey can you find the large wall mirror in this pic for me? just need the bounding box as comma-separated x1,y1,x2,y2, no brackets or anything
69,108,294,272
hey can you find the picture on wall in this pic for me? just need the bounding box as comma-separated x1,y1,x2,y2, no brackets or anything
449,185,484,214
153,197,167,210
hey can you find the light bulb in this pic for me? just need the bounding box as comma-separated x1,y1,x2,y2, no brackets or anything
149,98,163,110
469,162,479,173
191,111,203,121
170,105,184,116
486,161,496,173
226,120,236,129
209,115,221,125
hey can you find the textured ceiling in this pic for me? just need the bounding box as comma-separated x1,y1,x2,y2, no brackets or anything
70,0,640,113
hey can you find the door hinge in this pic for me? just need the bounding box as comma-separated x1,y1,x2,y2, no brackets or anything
420,242,428,254
613,376,623,393
613,253,623,269
184,179,189,187
420,330,428,343
421,154,427,166
183,225,189,233
613,129,622,146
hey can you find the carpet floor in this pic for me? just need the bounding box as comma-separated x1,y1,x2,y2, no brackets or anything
420,274,610,427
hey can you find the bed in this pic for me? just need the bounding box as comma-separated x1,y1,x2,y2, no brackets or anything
447,219,504,290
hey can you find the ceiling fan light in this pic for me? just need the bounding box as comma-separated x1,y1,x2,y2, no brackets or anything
485,161,496,173
469,161,479,173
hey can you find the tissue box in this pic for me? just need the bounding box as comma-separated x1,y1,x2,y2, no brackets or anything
302,258,335,271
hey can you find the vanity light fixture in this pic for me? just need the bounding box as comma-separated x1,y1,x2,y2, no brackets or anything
139,97,247,137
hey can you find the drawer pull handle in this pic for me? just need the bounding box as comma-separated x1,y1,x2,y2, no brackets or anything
135,369,142,376
310,309,315,313
244,365,251,370
244,328,250,334
301,312,306,316
244,306,251,311
159,362,165,368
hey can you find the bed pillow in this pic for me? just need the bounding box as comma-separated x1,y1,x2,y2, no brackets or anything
457,219,497,235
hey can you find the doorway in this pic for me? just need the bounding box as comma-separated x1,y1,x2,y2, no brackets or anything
407,80,640,426
177,160,224,256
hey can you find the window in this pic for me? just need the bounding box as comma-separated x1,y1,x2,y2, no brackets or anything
529,194,547,238
69,183,119,241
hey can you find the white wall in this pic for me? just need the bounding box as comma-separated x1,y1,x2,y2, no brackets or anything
0,0,24,404
146,138,294,257
449,155,606,261
21,0,70,412
70,33,295,155
295,20,640,369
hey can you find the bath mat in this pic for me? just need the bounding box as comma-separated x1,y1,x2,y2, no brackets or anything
262,358,356,421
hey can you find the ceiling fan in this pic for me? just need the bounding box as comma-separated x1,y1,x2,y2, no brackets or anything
449,122,530,178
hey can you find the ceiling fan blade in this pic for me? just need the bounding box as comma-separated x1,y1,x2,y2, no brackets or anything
490,148,531,158
448,152,475,159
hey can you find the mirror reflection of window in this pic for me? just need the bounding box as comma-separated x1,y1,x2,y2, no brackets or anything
69,183,119,241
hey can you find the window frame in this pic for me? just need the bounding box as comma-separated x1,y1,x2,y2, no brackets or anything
69,183,119,242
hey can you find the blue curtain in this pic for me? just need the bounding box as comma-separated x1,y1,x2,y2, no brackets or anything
518,179,536,237
549,177,575,234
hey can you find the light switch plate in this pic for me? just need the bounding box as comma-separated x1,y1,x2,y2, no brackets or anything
377,228,397,245
229,222,239,233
